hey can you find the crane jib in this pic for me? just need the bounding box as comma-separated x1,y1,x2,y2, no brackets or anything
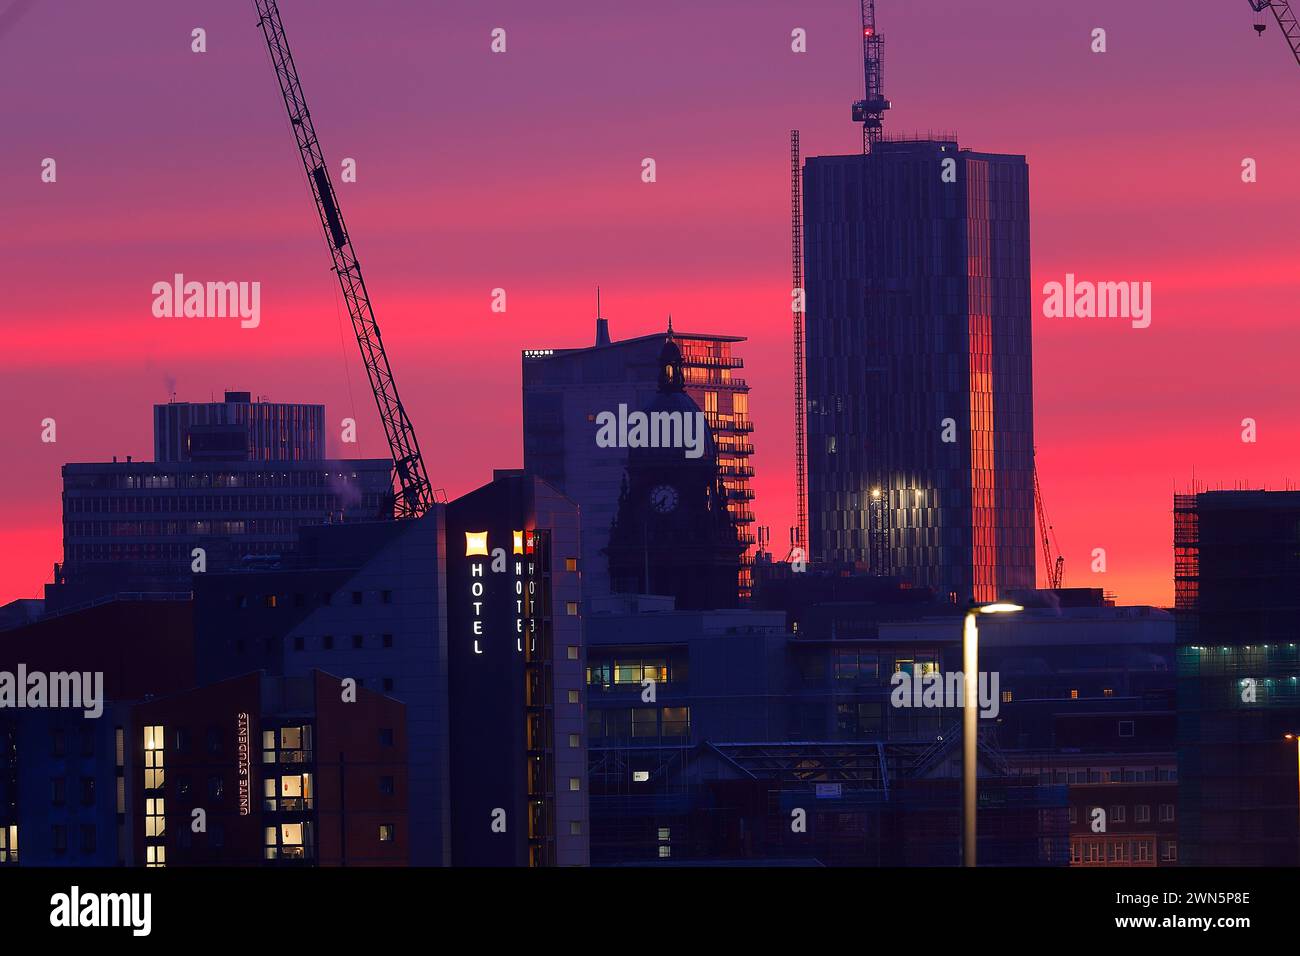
311,167,348,249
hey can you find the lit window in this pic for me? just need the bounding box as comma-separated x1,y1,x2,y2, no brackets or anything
568,690,580,704
1070,689,1079,700
566,602,579,616
569,821,582,836
567,646,579,660
565,558,578,572
1001,691,1012,703
569,777,581,792
379,824,395,843
569,733,580,748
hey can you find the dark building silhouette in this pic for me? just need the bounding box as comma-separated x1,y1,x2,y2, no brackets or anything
523,317,755,604
1174,490,1300,865
605,336,743,610
803,138,1035,603
48,390,391,612
190,471,589,867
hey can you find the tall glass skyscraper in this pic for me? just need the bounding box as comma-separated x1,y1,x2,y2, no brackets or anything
803,137,1034,603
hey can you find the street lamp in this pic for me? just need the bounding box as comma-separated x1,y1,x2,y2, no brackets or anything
963,601,1022,867
1285,733,1300,864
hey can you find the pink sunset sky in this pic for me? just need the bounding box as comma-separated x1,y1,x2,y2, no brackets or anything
1,0,1298,607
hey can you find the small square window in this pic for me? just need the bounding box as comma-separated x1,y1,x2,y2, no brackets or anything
568,690,580,704
569,777,581,792
379,824,395,843
569,733,580,748
570,821,582,835
379,776,395,795
566,602,579,616
565,558,578,572
1118,720,1135,738
567,646,579,661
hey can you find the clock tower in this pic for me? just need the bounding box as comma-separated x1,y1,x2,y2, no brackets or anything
605,327,743,609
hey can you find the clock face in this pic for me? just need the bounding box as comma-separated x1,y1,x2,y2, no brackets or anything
650,484,679,514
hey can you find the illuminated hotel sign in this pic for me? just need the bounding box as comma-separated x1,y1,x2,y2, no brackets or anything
464,530,534,657
236,712,251,816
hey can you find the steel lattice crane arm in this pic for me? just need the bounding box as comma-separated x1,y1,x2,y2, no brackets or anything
1250,0,1300,66
254,0,434,519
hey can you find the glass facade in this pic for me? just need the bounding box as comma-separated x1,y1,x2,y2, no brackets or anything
803,139,1034,602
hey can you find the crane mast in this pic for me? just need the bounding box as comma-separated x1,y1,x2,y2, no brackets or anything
254,0,435,519
1249,0,1300,65
790,130,809,561
851,0,891,153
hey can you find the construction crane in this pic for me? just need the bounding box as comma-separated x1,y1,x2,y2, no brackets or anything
253,0,435,519
1249,0,1300,65
790,130,809,562
1033,453,1064,590
851,0,892,153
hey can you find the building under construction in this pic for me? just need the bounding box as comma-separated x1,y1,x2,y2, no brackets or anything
798,3,1035,602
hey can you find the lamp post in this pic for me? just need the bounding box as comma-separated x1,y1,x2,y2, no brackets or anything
1285,733,1300,864
962,601,1022,868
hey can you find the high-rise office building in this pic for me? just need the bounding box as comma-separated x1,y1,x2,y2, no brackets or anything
49,390,391,611
803,138,1035,602
523,317,755,604
1174,490,1300,865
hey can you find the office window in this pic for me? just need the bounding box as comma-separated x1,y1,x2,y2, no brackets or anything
567,645,579,660
569,777,581,792
568,690,580,704
379,824,395,843
566,602,579,616
1070,689,1079,700
565,558,578,572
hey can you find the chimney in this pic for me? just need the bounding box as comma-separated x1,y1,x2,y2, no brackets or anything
595,317,611,347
